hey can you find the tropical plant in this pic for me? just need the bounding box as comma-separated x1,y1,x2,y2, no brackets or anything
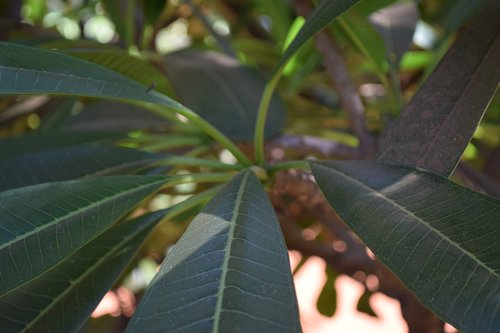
0,0,499,333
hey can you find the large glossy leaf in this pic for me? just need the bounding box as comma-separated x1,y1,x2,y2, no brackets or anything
0,209,165,333
0,131,122,160
164,50,285,140
0,42,184,110
127,170,300,332
311,160,500,333
376,2,500,176
273,0,360,74
0,175,166,297
0,145,165,191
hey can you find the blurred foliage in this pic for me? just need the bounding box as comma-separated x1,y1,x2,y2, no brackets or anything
1,0,498,331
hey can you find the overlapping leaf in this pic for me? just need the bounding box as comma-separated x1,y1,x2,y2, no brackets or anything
164,50,285,140
127,170,301,332
0,209,166,333
0,145,165,191
0,42,184,110
273,0,360,74
376,1,500,176
311,160,500,333
0,176,167,296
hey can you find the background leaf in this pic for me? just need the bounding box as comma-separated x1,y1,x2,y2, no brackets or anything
311,160,500,333
127,170,301,332
0,175,166,297
163,50,285,140
0,145,165,191
274,0,361,74
376,2,500,176
64,49,173,96
0,209,165,333
369,3,419,67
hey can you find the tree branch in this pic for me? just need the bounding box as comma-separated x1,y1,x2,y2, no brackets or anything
293,0,376,157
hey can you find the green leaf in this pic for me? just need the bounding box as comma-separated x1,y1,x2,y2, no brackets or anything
0,175,166,297
163,50,285,140
334,8,387,76
0,131,122,160
253,0,292,42
0,209,165,333
127,170,301,332
64,49,173,95
273,0,361,74
0,145,165,191
0,42,184,111
311,160,500,333
376,2,500,176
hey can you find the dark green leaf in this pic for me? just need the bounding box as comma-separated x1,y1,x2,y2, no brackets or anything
0,131,122,160
0,176,166,297
0,209,165,333
0,42,184,111
164,50,285,140
127,170,301,332
376,2,500,176
0,145,165,191
253,0,292,41
273,0,361,74
311,160,500,333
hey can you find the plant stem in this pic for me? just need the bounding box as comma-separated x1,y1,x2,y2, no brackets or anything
159,185,222,224
162,172,235,189
171,106,253,166
254,70,283,165
268,160,310,174
160,156,243,171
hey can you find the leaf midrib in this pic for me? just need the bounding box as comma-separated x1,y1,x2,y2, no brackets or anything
212,171,250,332
0,178,165,296
18,216,156,333
314,163,499,279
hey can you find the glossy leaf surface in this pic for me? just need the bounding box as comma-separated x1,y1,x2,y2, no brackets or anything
0,209,165,333
0,176,166,296
0,145,164,191
164,50,285,140
376,2,500,176
127,170,300,332
311,160,500,333
274,0,360,74
0,42,184,110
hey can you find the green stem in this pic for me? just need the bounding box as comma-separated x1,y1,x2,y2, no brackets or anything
160,105,252,166
162,172,235,189
254,69,283,165
159,185,222,224
160,156,243,171
268,160,310,175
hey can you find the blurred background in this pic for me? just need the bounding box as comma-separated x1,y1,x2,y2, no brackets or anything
1,1,498,332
